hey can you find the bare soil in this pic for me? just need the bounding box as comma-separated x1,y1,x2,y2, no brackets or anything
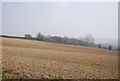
0,37,118,79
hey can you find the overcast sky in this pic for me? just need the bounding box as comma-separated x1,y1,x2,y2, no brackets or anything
2,2,118,39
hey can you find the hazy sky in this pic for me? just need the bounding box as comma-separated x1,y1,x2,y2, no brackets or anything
2,2,118,39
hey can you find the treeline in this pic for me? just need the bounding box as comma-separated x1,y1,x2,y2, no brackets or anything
98,44,113,50
24,32,119,51
0,33,95,47
34,32,95,47
1,33,118,51
0,35,35,40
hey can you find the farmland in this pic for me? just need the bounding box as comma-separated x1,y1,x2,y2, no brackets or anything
0,37,118,79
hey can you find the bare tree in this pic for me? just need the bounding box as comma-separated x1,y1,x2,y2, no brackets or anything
36,32,44,41
84,34,95,44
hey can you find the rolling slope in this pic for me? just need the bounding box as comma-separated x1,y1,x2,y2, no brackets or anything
1,37,118,79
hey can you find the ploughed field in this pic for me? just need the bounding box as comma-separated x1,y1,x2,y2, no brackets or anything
0,37,118,79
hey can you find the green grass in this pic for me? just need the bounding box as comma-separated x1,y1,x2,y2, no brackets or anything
4,69,12,73
2,69,13,79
